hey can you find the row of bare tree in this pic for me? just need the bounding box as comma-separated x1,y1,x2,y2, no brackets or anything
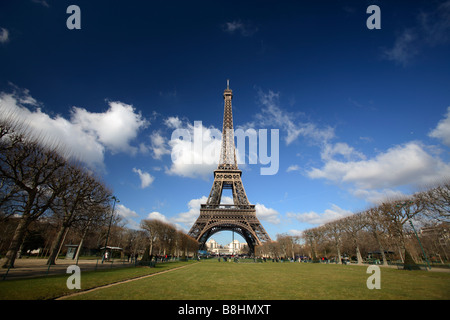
1,214,199,264
0,115,114,268
140,219,199,261
0,115,198,268
257,183,449,265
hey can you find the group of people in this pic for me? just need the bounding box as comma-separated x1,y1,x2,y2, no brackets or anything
125,253,140,263
103,251,139,263
217,256,239,262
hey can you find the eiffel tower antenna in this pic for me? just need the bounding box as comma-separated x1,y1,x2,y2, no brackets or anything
188,81,271,255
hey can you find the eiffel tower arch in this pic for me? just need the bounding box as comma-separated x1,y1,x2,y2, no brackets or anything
188,81,271,255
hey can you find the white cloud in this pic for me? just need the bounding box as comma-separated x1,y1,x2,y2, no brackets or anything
146,211,170,223
172,196,209,227
166,121,221,179
7,83,39,106
286,165,300,173
0,89,148,170
288,229,304,237
132,168,154,188
223,20,258,37
418,0,450,46
71,101,148,154
429,106,450,147
308,141,450,202
255,203,280,224
220,196,234,205
290,102,450,204
320,142,365,162
383,1,450,66
287,204,353,225
251,90,334,146
114,204,141,230
164,116,182,129
115,204,139,219
31,0,49,7
383,29,418,66
0,92,106,169
252,89,450,205
144,196,233,232
351,188,407,205
0,28,9,44
149,131,170,159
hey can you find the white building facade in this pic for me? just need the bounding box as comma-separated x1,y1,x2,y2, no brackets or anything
206,238,247,255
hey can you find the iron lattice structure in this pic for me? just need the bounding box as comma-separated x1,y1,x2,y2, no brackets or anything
188,81,271,254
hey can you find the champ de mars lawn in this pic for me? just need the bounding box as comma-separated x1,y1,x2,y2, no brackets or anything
1,259,449,300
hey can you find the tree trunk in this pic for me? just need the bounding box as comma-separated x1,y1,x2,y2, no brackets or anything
74,221,91,263
74,239,83,264
352,236,363,265
403,249,419,270
336,244,342,264
373,231,388,266
397,245,404,263
46,225,69,265
356,245,363,265
1,217,30,268
141,243,151,262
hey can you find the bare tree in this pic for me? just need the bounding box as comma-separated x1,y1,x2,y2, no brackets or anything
325,219,344,264
276,234,297,259
417,181,450,223
0,117,32,221
341,213,366,264
0,120,69,268
380,197,424,267
365,206,391,265
183,233,199,258
72,201,111,262
46,165,112,265
175,231,198,259
140,219,165,261
302,228,322,261
159,221,177,257
140,219,198,262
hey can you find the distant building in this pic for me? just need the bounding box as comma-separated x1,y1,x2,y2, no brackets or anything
227,239,245,253
206,238,219,250
206,238,247,254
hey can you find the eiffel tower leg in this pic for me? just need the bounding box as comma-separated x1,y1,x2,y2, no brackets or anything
207,180,223,206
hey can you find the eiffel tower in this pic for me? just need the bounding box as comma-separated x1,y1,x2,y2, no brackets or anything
188,80,271,255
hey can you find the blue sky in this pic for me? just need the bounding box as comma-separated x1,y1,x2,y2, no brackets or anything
1,0,450,245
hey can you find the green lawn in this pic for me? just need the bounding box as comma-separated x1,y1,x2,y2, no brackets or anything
1,260,449,300
66,260,450,300
0,261,193,300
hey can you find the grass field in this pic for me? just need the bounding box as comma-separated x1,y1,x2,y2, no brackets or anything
1,260,449,300
0,261,190,300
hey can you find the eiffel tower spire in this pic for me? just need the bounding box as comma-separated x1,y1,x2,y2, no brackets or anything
219,79,238,170
206,81,249,207
188,81,271,255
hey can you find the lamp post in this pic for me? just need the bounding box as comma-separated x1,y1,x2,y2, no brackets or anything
232,230,234,256
102,196,119,264
397,201,431,270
